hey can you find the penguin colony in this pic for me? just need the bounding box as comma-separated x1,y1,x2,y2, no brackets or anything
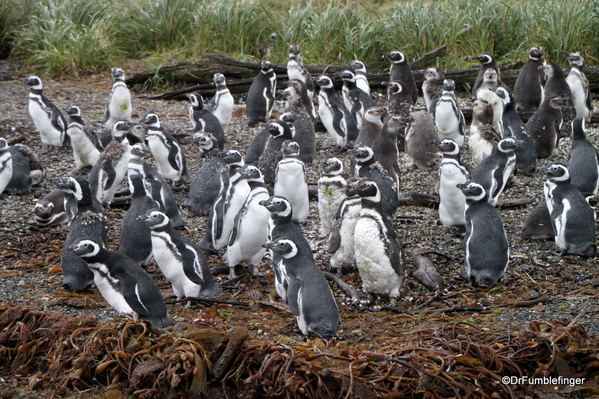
7,42,597,339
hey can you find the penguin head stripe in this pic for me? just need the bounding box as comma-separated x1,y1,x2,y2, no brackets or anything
475,53,493,65
267,239,298,258
316,76,333,88
348,60,365,72
288,44,300,57
337,70,355,81
269,121,286,137
240,164,263,181
323,156,343,175
356,179,381,203
130,143,150,158
54,176,84,201
213,73,226,85
69,238,101,258
490,87,509,104
142,209,170,228
113,121,132,138
442,79,455,92
65,105,81,117
141,112,160,128
260,61,273,73
387,81,403,95
565,52,583,67
111,67,125,81
542,163,570,182
386,51,406,64
23,76,42,90
222,150,243,166
529,46,543,60
497,138,521,153
436,139,459,155
260,195,292,217
352,145,374,163
457,180,486,202
281,140,300,156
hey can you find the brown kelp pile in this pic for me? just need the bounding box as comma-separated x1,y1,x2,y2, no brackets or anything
0,303,598,398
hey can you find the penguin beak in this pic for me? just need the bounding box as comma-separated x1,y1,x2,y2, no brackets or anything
262,242,275,249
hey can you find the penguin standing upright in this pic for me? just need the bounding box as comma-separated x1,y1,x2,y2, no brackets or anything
385,50,418,104
565,52,593,121
384,81,414,114
527,95,568,159
257,119,294,186
142,112,189,182
337,69,376,130
245,124,272,166
372,113,407,189
318,156,346,237
287,44,315,101
348,59,370,95
435,139,470,227
405,110,439,169
64,105,103,170
472,68,501,99
264,238,340,338
567,117,599,195
470,52,503,97
89,120,132,206
187,135,225,216
246,61,276,127
475,84,505,137
316,75,359,148
226,165,271,278
68,238,173,328
274,140,309,223
0,138,12,195
281,80,316,164
143,210,222,298
33,189,77,227
434,79,465,147
513,46,545,113
5,143,45,194
328,178,361,273
104,67,132,131
458,180,509,287
355,106,385,149
23,76,68,146
542,163,596,257
490,86,537,175
120,173,159,265
421,67,445,114
187,93,226,150
353,179,406,303
206,73,234,132
56,176,107,292
128,143,185,229
541,62,576,137
284,79,317,124
470,137,522,206
469,99,501,166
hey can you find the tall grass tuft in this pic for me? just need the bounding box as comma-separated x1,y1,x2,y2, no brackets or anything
0,0,36,58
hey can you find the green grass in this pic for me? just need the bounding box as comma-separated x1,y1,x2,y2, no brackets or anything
4,0,599,77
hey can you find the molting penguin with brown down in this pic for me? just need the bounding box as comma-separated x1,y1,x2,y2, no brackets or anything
527,96,568,159
540,62,576,137
470,52,503,98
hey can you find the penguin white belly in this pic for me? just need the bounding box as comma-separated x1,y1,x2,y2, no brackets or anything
227,193,271,266
29,98,63,146
215,182,251,250
274,163,309,222
435,102,463,145
567,72,591,120
0,152,13,194
287,63,304,83
103,151,131,204
354,217,402,298
468,127,494,166
213,92,234,130
90,266,138,319
553,199,570,251
68,126,101,168
318,185,345,236
330,204,360,270
356,77,370,96
106,85,132,129
318,95,345,147
295,286,309,336
147,136,180,181
438,165,467,226
150,233,201,299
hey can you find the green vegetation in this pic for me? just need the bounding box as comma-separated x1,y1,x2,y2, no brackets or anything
2,0,598,76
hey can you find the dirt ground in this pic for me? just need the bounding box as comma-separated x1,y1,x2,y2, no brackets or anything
0,71,599,398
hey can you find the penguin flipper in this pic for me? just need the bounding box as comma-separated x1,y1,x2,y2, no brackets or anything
167,141,182,172
181,245,206,285
101,158,117,191
286,276,301,316
327,219,342,253
228,204,246,246
586,88,594,111
118,274,151,317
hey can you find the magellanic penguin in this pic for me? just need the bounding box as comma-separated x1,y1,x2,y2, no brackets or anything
287,43,315,101
56,176,107,292
522,201,555,240
353,179,406,303
348,59,370,95
264,238,340,338
475,84,505,138
257,119,294,186
120,173,159,265
246,60,276,127
245,124,272,166
435,79,465,147
385,50,418,104
353,145,399,218
435,139,470,227
470,137,522,206
513,46,545,113
64,105,103,170
472,68,501,100
33,188,78,227
5,143,45,194
527,95,568,159
405,110,440,169
372,113,409,189
565,52,593,121
542,163,597,257
187,93,226,150
490,87,537,175
355,106,385,149
143,210,222,298
274,140,309,223
470,52,503,98
421,67,445,114
541,62,576,137
458,180,509,287
384,81,414,115
68,237,173,328
260,195,314,301
337,69,376,130
316,75,359,148
89,120,132,206
226,165,271,278
128,142,185,229
281,80,317,164
206,73,234,132
0,138,13,195
142,111,189,182
567,117,599,195
469,99,501,166
329,177,361,273
104,67,132,131
23,75,68,146
186,134,225,216
284,78,317,125
318,155,347,237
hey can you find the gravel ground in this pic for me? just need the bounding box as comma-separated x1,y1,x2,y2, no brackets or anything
0,69,599,357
